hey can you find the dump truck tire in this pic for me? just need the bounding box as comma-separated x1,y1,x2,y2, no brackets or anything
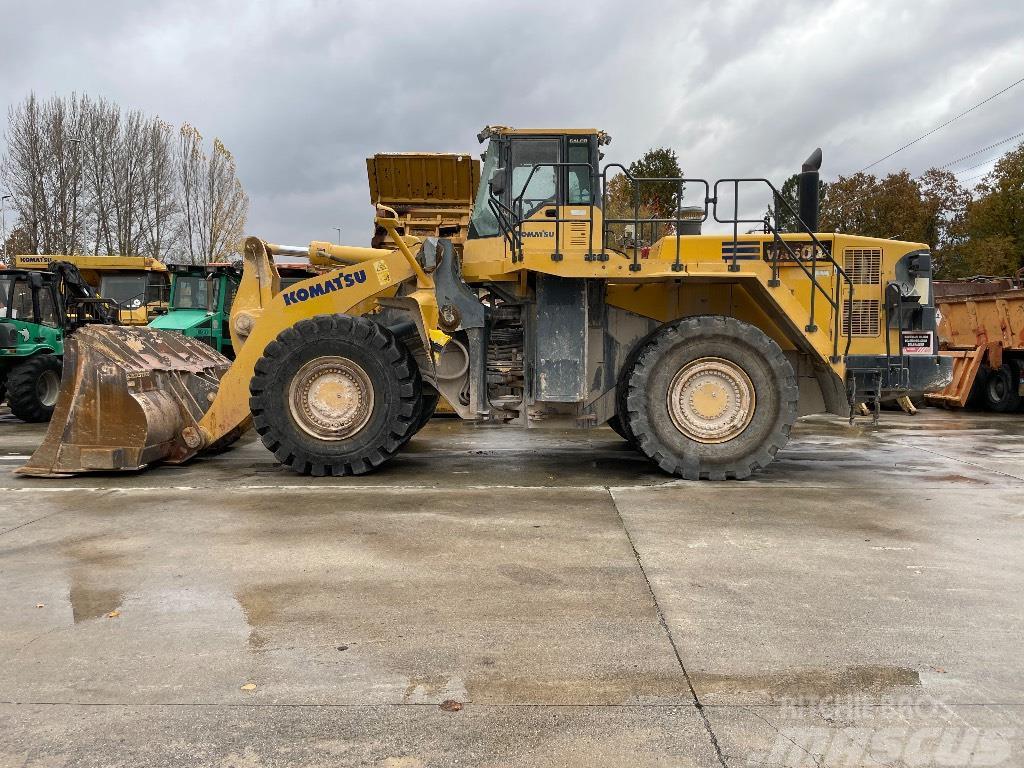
249,314,423,476
7,354,62,423
985,363,1022,412
623,315,797,480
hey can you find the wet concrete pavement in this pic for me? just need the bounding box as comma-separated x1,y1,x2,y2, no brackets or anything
0,408,1022,767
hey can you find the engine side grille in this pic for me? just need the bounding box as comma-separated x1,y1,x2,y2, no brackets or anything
842,299,881,336
567,223,589,248
843,248,882,285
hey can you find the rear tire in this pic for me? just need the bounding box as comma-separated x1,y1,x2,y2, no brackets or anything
623,316,798,480
249,314,423,476
984,363,1022,413
8,354,62,423
412,385,440,435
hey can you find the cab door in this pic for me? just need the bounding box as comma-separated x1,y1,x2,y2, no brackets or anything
509,138,560,260
508,136,599,264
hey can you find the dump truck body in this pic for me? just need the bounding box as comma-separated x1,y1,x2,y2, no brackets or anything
367,153,479,248
22,127,952,479
925,279,1024,410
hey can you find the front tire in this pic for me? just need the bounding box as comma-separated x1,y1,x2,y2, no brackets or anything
8,354,63,423
249,314,423,476
623,316,798,480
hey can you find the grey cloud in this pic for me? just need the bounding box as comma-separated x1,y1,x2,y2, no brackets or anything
2,0,1022,246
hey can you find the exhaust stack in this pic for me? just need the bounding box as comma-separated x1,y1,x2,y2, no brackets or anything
798,148,822,232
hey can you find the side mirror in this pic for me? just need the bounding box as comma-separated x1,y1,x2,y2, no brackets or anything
28,272,43,289
489,167,507,197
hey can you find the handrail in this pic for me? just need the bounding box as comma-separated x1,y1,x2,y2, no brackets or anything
599,164,711,273
489,164,856,361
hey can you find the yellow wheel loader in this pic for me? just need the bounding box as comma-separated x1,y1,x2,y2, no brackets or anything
19,126,953,480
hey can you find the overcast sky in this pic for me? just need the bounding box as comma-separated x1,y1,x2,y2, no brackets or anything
2,0,1022,246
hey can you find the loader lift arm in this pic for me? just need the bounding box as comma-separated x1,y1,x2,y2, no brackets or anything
197,231,425,448
17,217,426,476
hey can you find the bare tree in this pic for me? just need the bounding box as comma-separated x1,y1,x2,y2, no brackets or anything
138,118,177,260
2,93,243,262
2,92,88,254
177,124,248,264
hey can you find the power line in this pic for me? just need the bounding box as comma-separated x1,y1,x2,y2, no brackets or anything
952,155,1001,175
939,130,1024,169
958,171,991,184
856,75,1024,173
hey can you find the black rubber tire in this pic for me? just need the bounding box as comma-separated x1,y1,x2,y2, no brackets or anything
984,363,1022,413
249,314,422,476
0,372,6,405
623,316,798,480
965,366,990,410
1014,359,1024,413
412,385,440,435
8,354,63,423
606,414,631,441
613,328,662,446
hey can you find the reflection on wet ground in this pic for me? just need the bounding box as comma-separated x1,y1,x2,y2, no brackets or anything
0,407,1022,765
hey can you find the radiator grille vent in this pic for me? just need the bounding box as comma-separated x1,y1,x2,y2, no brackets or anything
568,223,589,248
842,299,881,336
843,248,882,284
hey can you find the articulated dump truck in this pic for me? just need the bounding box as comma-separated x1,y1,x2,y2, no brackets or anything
20,126,953,480
925,276,1024,411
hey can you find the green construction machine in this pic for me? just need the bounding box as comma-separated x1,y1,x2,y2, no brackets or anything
149,262,322,359
149,263,240,357
0,262,118,421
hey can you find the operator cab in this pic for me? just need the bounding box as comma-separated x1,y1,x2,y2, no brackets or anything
469,127,608,258
0,270,61,331
167,263,240,313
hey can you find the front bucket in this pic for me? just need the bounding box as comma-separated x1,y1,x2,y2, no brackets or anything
18,325,241,477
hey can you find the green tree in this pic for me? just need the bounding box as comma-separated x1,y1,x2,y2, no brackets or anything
605,148,684,245
918,168,970,276
769,173,825,232
962,142,1024,276
627,147,684,218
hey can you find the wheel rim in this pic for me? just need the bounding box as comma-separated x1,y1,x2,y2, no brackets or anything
37,370,60,408
666,357,755,443
287,356,374,440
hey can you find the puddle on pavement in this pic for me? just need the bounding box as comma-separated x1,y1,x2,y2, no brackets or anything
694,664,920,700
63,535,129,623
68,585,122,623
466,672,691,704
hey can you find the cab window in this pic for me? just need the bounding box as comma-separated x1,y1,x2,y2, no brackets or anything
147,273,170,304
10,281,33,320
567,142,593,205
511,139,559,217
38,287,59,327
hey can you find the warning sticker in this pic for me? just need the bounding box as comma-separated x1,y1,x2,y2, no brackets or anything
901,331,933,355
374,259,392,287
